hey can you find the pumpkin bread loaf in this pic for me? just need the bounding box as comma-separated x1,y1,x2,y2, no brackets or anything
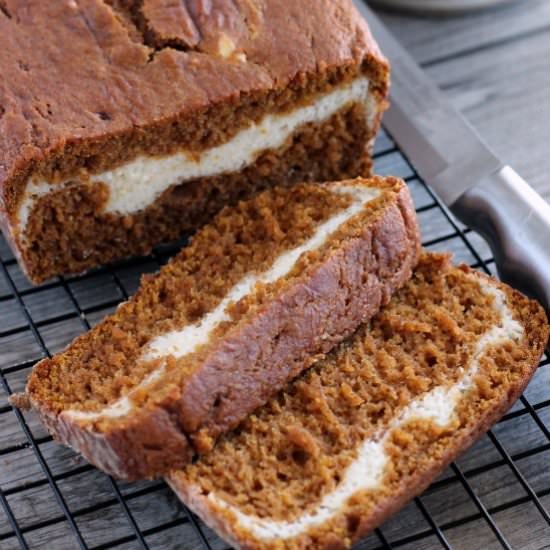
0,0,389,282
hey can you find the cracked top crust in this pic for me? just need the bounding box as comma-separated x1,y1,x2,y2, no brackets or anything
0,0,388,214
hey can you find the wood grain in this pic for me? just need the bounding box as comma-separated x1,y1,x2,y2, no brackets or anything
424,29,550,202
376,1,550,203
377,1,550,65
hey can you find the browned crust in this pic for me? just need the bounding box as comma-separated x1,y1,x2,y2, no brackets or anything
26,177,419,480
166,479,250,550
182,179,420,447
0,0,389,219
167,264,549,550
2,0,390,284
35,396,194,479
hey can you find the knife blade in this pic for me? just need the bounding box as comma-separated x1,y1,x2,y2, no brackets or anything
355,1,550,311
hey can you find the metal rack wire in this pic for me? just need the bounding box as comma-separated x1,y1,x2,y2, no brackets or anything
0,128,548,549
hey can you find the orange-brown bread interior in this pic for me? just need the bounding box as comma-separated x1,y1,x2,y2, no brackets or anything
169,253,549,549
20,103,376,282
28,176,415,417
27,183,354,412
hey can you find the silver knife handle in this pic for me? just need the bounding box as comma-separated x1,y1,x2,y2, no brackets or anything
451,166,550,311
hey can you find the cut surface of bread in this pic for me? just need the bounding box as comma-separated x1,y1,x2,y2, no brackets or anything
0,0,389,282
168,253,549,550
25,176,419,480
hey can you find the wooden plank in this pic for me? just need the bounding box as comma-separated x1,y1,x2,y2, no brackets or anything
37,317,86,355
124,486,185,533
373,150,415,179
4,483,64,536
73,502,136,548
515,449,550,495
0,235,15,262
0,299,27,334
0,329,44,372
444,517,504,549
457,416,549,474
376,0,550,65
395,535,447,550
0,520,79,550
376,500,433,543
525,362,550,405
145,523,208,550
417,207,457,242
407,179,435,209
352,530,382,549
21,287,76,325
0,408,48,453
0,273,11,298
421,27,550,202
492,497,550,549
68,272,123,310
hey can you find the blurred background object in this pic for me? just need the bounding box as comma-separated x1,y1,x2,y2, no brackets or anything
371,0,550,205
370,0,515,14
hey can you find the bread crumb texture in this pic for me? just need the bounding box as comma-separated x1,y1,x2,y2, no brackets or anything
21,104,374,282
171,253,548,549
30,175,413,419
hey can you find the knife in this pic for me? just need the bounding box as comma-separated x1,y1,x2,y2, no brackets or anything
355,1,550,311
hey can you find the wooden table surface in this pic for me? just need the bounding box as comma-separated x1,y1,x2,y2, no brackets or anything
374,0,550,203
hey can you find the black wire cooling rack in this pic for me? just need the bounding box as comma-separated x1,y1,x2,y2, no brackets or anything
1,128,549,550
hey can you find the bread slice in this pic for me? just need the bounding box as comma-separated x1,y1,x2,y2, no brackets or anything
25,176,420,480
168,253,549,550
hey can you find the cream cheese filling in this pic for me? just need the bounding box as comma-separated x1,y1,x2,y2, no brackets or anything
205,278,524,541
63,184,381,422
18,76,371,234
